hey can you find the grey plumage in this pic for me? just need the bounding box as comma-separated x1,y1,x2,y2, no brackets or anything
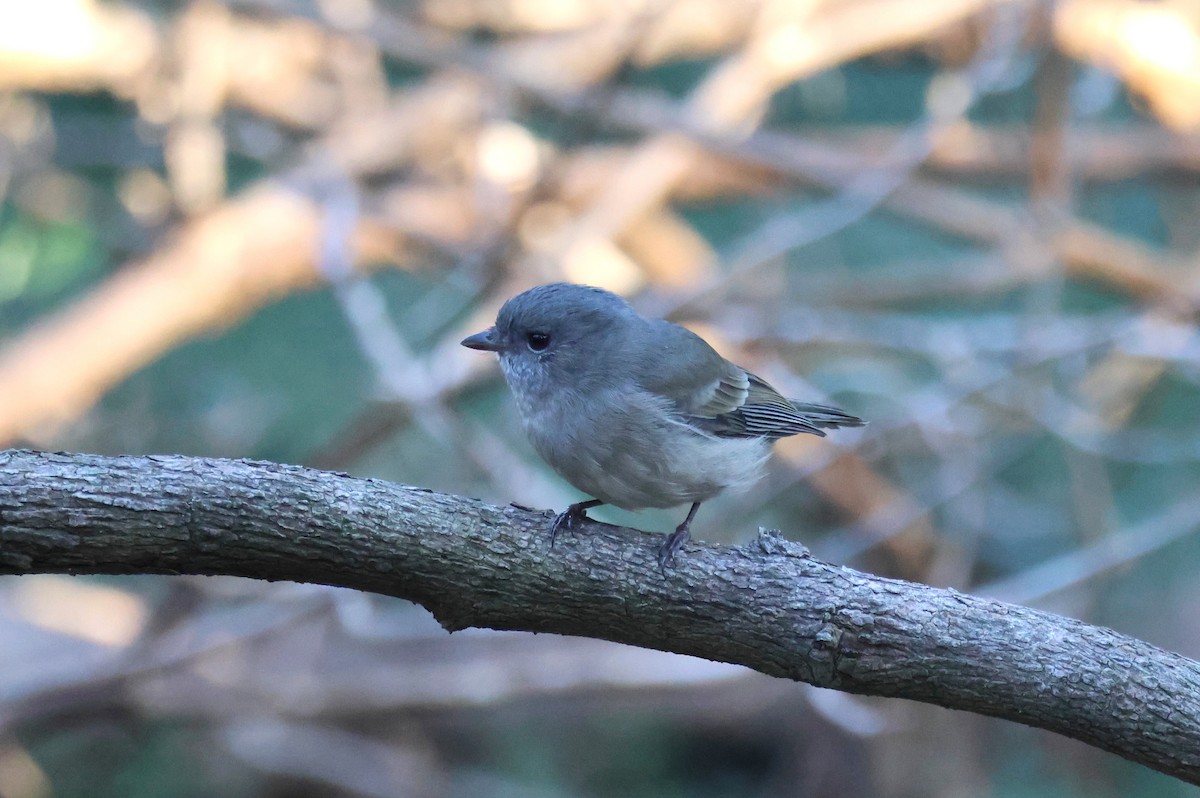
462,282,863,569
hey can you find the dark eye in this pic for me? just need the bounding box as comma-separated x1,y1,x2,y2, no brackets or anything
526,332,551,352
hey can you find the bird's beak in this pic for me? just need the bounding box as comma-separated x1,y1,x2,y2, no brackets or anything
461,327,501,352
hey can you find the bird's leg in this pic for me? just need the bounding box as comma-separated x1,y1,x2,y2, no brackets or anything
550,499,604,548
657,502,702,572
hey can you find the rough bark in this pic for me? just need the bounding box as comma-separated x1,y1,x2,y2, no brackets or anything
0,449,1197,784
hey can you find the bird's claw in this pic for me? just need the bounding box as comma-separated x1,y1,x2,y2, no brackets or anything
549,512,573,548
656,524,691,574
550,503,591,548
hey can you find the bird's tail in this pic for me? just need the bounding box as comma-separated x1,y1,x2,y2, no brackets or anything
790,402,865,430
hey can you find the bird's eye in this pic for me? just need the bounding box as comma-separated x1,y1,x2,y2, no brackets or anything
526,332,551,352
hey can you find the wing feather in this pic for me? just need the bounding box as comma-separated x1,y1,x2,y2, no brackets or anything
631,320,863,440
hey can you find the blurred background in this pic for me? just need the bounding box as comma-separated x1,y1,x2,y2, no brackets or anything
1,0,1199,795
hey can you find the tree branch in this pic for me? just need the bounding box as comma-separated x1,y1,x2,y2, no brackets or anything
1,449,1197,784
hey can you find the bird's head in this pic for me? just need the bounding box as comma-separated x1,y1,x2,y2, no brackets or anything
461,283,636,395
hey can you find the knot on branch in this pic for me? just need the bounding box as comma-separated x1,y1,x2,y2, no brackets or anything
809,621,847,686
755,528,810,559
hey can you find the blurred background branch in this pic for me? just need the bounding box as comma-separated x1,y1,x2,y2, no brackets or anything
2,0,1200,796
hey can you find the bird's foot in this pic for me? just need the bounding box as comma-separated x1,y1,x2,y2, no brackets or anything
657,523,691,574
550,499,602,548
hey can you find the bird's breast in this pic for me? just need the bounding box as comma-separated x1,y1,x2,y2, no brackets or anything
507,375,769,510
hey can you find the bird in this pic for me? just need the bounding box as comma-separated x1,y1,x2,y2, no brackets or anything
461,282,863,570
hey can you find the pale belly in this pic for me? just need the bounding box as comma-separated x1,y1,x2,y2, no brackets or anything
521,396,769,510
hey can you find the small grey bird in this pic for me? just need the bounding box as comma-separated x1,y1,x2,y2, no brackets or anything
462,283,863,569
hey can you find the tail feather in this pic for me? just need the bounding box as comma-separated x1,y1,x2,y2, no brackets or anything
790,402,865,430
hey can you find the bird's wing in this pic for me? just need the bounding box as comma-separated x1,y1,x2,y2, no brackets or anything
634,321,862,439
718,373,829,438
633,320,750,417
